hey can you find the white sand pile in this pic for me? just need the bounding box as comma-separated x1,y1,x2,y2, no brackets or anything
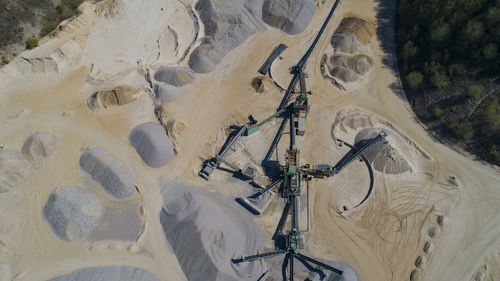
47,266,161,281
160,184,266,281
188,0,268,73
262,0,316,35
43,185,104,241
322,17,375,89
79,147,136,199
21,131,58,161
129,122,175,168
154,84,181,103
87,85,138,110
0,148,28,193
154,66,195,87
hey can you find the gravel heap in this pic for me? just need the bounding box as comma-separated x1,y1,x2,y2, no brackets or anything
188,0,267,73
129,122,175,168
160,184,266,281
154,66,195,87
43,185,103,241
262,0,316,35
47,266,161,281
21,131,58,160
154,84,181,103
79,147,136,199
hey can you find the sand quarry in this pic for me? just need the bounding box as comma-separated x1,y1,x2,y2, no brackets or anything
0,0,499,280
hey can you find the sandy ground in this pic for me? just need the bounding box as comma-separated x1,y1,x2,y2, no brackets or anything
0,0,499,280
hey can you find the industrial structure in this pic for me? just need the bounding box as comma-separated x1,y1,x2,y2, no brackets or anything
199,0,387,279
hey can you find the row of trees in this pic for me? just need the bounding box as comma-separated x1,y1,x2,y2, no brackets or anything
397,0,500,165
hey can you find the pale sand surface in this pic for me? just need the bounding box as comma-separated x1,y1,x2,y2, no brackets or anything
0,0,499,280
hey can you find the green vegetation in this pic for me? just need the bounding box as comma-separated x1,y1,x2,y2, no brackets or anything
0,0,83,51
397,0,500,165
25,37,39,49
1,56,9,65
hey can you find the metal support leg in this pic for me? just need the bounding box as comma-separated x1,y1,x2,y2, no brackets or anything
289,252,294,281
295,253,343,275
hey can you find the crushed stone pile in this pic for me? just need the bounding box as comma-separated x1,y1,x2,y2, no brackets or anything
160,184,266,281
79,147,136,199
262,0,316,35
21,131,58,161
188,0,268,73
154,84,181,103
329,54,373,83
87,85,138,110
129,122,175,168
0,148,28,193
323,17,375,86
154,66,195,87
47,266,161,281
354,128,411,174
43,185,103,241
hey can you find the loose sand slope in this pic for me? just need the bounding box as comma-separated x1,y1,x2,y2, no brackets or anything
0,0,499,281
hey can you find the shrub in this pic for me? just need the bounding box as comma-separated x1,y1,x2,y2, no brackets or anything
406,71,423,89
40,21,58,36
56,3,68,15
25,37,39,49
430,72,449,89
463,20,485,42
467,84,483,99
433,105,444,119
450,121,474,141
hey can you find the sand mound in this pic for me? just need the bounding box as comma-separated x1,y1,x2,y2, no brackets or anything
262,0,316,35
87,85,138,110
43,185,104,241
21,132,58,161
154,66,194,87
188,0,267,73
0,148,28,193
129,122,175,168
160,185,266,281
154,84,181,103
79,147,136,199
47,266,161,281
251,76,274,93
166,119,188,155
335,17,375,44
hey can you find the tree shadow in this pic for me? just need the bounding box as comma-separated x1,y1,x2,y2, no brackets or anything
373,0,410,101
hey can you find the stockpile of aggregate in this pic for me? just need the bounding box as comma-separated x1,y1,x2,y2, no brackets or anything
129,122,175,168
43,185,104,241
262,0,316,35
79,147,136,199
47,266,161,281
160,184,266,281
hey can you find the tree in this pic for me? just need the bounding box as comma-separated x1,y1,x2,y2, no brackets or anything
463,20,485,42
467,84,483,99
485,7,500,26
406,71,423,89
402,40,418,62
483,100,500,134
482,43,497,60
450,121,474,141
429,23,450,43
430,72,450,89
